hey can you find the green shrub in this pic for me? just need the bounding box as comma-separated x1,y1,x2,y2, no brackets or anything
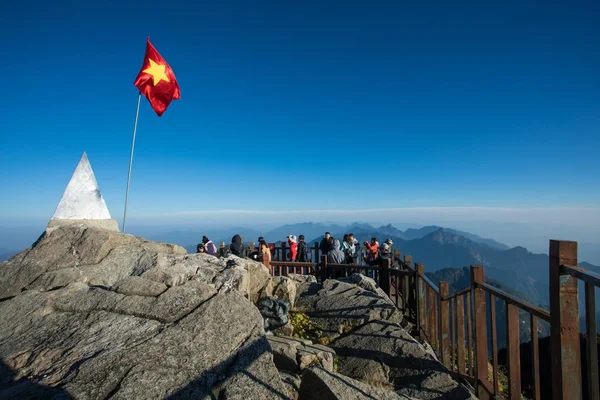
290,309,323,342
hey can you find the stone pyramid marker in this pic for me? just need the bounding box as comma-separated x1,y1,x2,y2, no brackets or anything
48,152,119,232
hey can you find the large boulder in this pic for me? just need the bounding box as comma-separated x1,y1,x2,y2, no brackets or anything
0,225,272,302
294,279,404,338
0,225,286,399
294,276,475,400
332,320,476,399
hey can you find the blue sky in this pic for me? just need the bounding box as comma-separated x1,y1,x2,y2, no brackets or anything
0,0,599,228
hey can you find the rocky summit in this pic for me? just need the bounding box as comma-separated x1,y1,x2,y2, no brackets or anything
0,223,475,399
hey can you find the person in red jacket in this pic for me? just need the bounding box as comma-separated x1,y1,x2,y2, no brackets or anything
287,235,298,261
363,237,380,265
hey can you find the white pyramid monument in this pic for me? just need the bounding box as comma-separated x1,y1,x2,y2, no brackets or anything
48,152,119,232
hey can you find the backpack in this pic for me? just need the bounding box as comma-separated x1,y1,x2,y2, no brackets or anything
299,242,311,262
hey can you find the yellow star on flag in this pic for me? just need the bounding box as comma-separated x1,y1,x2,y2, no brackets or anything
143,58,170,86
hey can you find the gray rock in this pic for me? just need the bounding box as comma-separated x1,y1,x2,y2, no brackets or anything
332,320,475,400
141,253,199,287
279,370,302,400
287,274,317,284
113,281,217,323
339,273,378,293
267,335,335,373
298,367,414,400
112,276,167,297
0,225,287,399
213,267,250,298
272,276,298,307
27,267,87,291
294,280,399,338
0,225,182,299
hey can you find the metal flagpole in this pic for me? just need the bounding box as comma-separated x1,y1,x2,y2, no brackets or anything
123,93,142,233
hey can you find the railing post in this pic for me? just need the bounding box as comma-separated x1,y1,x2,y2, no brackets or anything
380,258,391,296
416,263,426,339
403,255,412,315
439,281,450,368
320,255,328,282
456,293,466,374
249,241,255,253
219,241,226,257
506,303,521,399
549,240,582,400
471,265,490,399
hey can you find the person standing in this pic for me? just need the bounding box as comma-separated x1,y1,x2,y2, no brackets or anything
364,237,379,266
319,232,331,255
296,235,311,262
341,234,356,264
288,235,298,261
259,238,272,274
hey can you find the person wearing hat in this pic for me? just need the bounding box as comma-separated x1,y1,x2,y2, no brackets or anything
384,238,394,258
380,242,392,260
287,235,298,261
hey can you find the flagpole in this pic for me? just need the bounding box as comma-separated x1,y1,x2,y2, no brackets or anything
123,93,142,233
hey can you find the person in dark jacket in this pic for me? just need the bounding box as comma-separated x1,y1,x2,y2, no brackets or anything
230,234,246,257
319,232,331,255
296,235,311,262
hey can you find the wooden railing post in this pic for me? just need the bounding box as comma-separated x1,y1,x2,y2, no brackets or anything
549,240,582,400
506,303,521,399
456,293,466,374
320,255,328,282
427,285,440,355
403,255,412,315
471,265,490,399
416,263,426,339
439,281,450,368
380,258,391,297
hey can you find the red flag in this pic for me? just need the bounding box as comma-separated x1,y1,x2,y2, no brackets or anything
133,38,180,116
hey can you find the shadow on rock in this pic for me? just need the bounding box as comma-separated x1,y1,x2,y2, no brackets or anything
0,360,73,399
166,336,289,399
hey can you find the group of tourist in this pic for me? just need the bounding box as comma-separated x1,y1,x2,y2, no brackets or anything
196,232,394,267
317,232,393,265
